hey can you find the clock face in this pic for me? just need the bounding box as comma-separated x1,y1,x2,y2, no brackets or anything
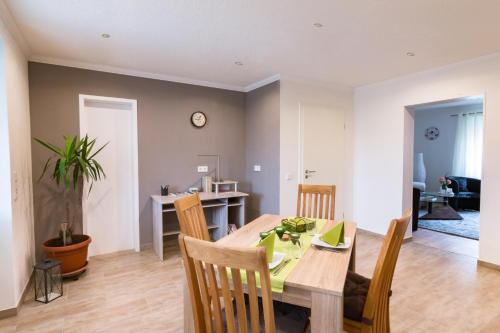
425,127,440,141
191,111,207,128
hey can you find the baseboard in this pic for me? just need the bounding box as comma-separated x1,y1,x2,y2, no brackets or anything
0,271,34,319
357,228,384,238
0,307,17,320
478,259,500,271
357,228,412,243
140,242,153,251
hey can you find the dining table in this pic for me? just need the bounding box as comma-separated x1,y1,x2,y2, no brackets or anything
183,214,357,333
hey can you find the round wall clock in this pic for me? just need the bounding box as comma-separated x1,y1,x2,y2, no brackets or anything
425,127,440,141
191,111,207,128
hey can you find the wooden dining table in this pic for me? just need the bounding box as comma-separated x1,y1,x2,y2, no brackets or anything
183,214,357,333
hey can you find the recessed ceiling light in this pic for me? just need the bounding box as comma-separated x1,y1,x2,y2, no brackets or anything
234,61,243,66
406,52,415,57
101,33,111,39
313,22,323,28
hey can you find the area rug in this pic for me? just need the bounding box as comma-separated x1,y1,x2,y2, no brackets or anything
419,205,463,220
418,210,479,240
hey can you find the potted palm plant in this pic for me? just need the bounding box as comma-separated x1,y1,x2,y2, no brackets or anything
35,135,107,277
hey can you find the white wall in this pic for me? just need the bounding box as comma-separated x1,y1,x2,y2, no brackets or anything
279,78,353,219
354,54,500,266
0,11,34,311
414,105,482,192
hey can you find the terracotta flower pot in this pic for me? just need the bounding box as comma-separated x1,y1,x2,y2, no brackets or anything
42,234,91,276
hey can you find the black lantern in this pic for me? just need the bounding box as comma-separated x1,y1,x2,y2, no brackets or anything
34,259,63,304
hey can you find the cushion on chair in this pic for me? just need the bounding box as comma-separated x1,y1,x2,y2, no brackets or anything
343,270,371,322
343,271,393,323
223,298,309,333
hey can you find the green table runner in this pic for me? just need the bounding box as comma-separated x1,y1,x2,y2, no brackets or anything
228,218,327,293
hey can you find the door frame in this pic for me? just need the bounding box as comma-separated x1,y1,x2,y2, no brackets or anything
404,93,486,241
79,94,140,253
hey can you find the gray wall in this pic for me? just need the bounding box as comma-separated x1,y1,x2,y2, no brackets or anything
29,62,246,254
414,104,482,192
245,82,280,220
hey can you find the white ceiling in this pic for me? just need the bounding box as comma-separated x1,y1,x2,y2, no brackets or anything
5,0,500,91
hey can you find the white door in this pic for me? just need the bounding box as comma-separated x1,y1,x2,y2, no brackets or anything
300,103,346,219
80,95,139,256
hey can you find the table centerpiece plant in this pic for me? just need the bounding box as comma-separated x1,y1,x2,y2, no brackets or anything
35,134,107,277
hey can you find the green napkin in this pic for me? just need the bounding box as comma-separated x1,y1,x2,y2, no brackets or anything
320,222,344,246
258,232,275,263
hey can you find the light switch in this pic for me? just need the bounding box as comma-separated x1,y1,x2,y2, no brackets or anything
197,165,208,172
253,165,261,172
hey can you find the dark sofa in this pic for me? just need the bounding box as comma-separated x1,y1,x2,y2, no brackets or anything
446,176,481,211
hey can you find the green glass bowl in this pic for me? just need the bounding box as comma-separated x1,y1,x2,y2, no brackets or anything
259,231,271,240
274,226,286,240
290,232,301,245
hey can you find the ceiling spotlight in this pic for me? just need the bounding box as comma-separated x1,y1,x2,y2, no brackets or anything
313,22,323,28
234,61,243,66
101,33,111,38
406,52,415,57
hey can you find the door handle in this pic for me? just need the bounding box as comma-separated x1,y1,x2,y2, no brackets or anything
305,169,317,174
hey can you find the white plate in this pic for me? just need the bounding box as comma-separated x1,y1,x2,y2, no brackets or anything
268,252,286,269
311,235,351,250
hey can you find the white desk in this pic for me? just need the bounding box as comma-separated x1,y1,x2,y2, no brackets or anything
151,191,248,260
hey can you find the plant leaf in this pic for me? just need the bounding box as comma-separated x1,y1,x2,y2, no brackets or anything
34,138,63,156
88,141,108,160
39,156,53,180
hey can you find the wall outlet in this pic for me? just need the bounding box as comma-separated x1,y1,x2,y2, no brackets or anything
285,173,293,180
253,165,262,172
197,165,208,173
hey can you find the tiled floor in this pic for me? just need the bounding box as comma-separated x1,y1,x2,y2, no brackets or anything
1,231,499,332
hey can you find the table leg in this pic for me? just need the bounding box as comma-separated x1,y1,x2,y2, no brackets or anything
428,201,433,214
349,236,356,272
184,278,195,333
311,292,343,333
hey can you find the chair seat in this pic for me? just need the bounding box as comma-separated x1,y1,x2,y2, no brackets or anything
344,270,371,322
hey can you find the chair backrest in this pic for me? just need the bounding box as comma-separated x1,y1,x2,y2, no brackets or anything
174,193,210,241
362,210,412,330
179,234,276,333
296,184,336,220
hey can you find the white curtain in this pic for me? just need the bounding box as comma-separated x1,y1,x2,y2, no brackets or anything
452,112,483,178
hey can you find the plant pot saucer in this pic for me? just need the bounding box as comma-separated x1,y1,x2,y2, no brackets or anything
62,261,88,279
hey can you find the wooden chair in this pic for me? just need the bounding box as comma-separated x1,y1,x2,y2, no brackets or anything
179,234,276,333
343,210,412,333
174,193,210,241
296,184,336,220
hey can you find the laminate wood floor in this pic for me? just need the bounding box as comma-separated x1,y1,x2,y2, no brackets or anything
1,232,500,333
412,227,479,258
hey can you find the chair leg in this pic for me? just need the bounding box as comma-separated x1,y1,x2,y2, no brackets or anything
386,307,390,332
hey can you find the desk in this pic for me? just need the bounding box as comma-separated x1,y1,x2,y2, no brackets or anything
184,214,357,332
151,191,248,261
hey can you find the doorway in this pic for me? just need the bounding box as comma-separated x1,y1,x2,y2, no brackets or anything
79,95,139,256
408,96,483,257
299,103,346,219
